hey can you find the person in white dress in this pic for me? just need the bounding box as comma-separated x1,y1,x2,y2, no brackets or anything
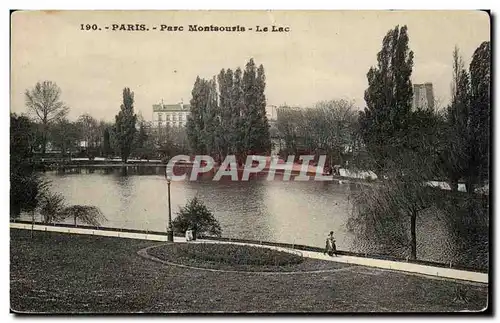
185,229,194,242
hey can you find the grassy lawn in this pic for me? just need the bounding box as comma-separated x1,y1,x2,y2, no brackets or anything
10,229,488,313
146,242,349,272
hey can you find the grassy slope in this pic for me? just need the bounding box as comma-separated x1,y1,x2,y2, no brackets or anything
146,243,350,272
10,229,488,313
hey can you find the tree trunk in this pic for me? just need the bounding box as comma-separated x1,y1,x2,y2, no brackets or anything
74,216,77,227
410,212,417,260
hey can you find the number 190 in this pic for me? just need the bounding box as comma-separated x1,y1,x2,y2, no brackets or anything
80,24,99,31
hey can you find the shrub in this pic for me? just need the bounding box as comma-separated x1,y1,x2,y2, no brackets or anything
172,197,221,238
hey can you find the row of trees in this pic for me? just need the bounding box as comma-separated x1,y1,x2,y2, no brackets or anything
275,100,361,165
22,80,121,159
186,58,271,163
349,25,490,260
10,84,134,219
21,81,190,162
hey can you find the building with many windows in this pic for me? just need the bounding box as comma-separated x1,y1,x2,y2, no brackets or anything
152,101,277,128
152,100,191,128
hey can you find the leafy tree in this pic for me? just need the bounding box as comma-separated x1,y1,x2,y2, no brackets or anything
359,25,414,174
186,76,220,157
443,47,471,191
49,118,79,159
242,59,271,156
275,101,357,165
24,81,69,156
276,106,302,158
134,115,150,159
187,59,271,161
77,113,100,157
217,68,234,158
254,64,272,154
187,77,208,154
310,100,357,165
172,197,222,239
442,42,490,194
170,126,190,155
114,88,137,162
202,77,220,158
10,114,46,218
349,108,443,260
348,25,446,260
468,41,490,192
231,67,245,163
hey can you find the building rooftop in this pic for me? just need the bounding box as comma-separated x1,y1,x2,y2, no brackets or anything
153,103,191,112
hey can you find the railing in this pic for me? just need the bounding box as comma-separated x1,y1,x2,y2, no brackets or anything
11,219,488,274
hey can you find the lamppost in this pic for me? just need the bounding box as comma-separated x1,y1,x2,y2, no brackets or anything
166,169,174,242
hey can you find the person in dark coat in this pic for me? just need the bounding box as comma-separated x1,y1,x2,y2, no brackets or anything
324,231,337,256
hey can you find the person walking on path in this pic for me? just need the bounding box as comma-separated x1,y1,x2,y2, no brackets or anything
324,231,337,256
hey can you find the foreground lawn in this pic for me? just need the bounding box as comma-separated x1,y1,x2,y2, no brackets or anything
146,242,349,272
10,229,488,313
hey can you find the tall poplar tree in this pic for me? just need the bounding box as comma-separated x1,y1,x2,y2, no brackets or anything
242,58,257,156
359,25,414,173
114,87,137,162
255,64,271,154
231,67,245,163
353,25,435,261
444,47,471,191
217,69,233,158
187,76,207,154
202,77,219,158
242,58,271,156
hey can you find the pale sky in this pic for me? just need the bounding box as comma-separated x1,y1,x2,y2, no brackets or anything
11,10,490,122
